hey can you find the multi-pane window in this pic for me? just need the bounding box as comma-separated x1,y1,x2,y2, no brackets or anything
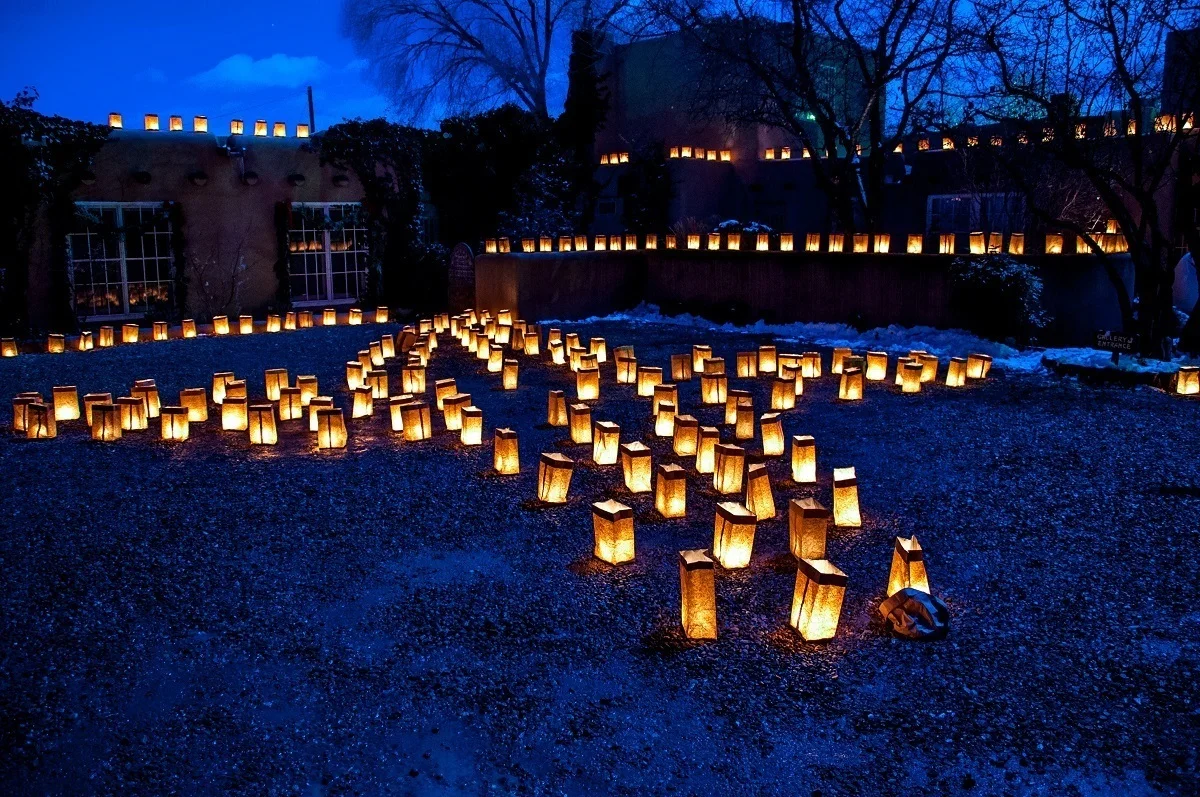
68,203,174,319
287,203,369,304
927,193,1024,235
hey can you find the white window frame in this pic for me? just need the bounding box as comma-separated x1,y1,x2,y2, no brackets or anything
288,202,369,307
69,201,174,322
926,192,1023,235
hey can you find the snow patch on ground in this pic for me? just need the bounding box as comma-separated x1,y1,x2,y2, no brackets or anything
1040,348,1196,374
554,304,1044,371
556,304,1200,376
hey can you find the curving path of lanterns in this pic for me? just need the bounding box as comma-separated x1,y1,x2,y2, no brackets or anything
8,305,992,643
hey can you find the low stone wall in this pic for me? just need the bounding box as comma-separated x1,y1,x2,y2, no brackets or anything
474,250,1132,345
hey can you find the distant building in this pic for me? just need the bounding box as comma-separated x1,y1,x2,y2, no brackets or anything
15,120,368,329
1164,28,1200,114
590,28,1198,257
591,30,871,234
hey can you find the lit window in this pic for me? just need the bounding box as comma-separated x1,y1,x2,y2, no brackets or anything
926,193,1023,236
68,203,175,319
288,203,370,304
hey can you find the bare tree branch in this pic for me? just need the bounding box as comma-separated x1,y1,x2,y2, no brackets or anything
343,0,639,121
646,0,968,230
970,0,1200,354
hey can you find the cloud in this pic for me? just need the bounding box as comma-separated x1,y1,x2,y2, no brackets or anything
342,58,370,74
190,54,328,90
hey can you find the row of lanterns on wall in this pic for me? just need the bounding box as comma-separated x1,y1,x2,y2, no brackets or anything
647,115,1197,165
598,152,630,165
599,146,736,164
483,229,1127,256
667,146,734,162
108,113,311,139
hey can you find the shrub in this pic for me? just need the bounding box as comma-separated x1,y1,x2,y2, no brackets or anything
949,255,1049,344
394,241,449,315
715,219,773,234
670,217,708,239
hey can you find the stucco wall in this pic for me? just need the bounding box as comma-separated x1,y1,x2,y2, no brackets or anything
474,251,1133,345
27,130,365,328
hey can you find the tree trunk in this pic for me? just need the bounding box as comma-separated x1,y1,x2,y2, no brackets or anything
1134,247,1176,359
1176,146,1200,353
1181,255,1200,354
1099,256,1136,333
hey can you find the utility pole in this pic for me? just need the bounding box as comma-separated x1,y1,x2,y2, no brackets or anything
307,86,316,133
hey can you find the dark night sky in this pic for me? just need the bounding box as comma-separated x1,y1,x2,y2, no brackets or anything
0,0,389,131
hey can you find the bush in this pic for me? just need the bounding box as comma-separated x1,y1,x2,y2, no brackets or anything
715,219,773,234
495,149,579,240
949,255,1049,344
392,241,448,315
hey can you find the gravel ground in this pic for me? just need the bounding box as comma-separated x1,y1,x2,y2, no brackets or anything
0,321,1197,796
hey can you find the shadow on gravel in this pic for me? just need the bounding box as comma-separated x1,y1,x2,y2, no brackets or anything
636,626,711,657
1157,483,1200,497
764,553,797,575
566,557,612,577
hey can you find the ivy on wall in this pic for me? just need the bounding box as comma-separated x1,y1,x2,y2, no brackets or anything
290,203,368,231
0,90,108,334
72,203,173,236
314,119,434,311
167,201,187,316
47,192,78,332
274,202,291,309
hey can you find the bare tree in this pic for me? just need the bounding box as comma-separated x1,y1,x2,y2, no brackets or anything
969,0,1199,355
649,0,966,231
958,142,1135,326
343,0,635,121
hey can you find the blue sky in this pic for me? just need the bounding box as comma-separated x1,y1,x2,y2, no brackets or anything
0,0,389,131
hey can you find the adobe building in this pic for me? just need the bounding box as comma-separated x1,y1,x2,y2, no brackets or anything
25,114,370,330
589,29,1198,264
475,30,1199,344
591,30,860,234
